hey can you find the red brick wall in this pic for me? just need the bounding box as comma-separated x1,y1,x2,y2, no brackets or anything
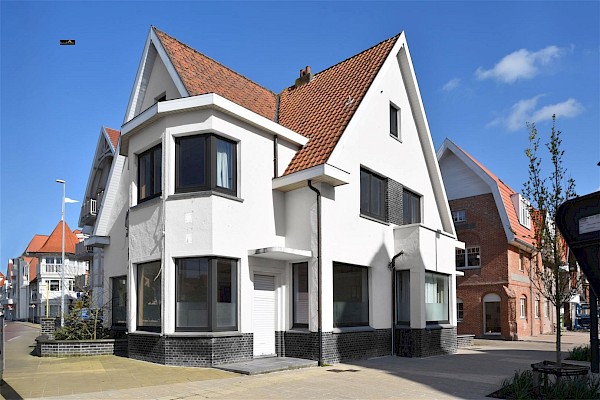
451,193,553,339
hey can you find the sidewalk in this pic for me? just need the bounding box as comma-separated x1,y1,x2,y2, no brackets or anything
1,322,594,399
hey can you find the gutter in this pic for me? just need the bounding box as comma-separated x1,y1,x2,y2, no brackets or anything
307,180,323,367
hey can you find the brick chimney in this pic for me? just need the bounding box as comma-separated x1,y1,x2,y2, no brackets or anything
295,66,313,88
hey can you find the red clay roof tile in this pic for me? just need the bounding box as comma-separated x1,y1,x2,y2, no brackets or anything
279,35,400,175
153,28,277,121
34,221,80,254
105,127,121,150
25,234,49,254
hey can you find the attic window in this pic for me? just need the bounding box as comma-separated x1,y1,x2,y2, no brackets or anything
390,103,401,140
519,198,531,229
155,93,166,103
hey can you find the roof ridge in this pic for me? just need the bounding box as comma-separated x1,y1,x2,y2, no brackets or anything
153,27,277,97
285,33,402,92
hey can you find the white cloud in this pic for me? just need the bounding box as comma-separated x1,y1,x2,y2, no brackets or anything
476,46,565,83
442,78,460,92
490,95,584,131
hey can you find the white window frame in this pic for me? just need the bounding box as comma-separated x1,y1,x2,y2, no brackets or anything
535,297,540,318
456,246,480,269
452,210,466,223
457,298,464,322
389,102,401,140
520,297,527,319
519,198,531,228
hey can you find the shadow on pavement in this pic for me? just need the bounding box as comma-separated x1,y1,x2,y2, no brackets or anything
1,379,23,400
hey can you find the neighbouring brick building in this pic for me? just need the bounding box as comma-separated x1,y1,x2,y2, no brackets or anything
438,139,554,340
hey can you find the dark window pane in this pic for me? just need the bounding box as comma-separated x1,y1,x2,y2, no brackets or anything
371,176,382,216
153,147,162,194
112,276,127,326
333,263,369,327
137,261,161,330
403,189,421,224
396,270,410,323
176,258,209,329
390,105,398,137
216,259,236,328
293,262,308,326
138,145,161,202
177,136,206,190
360,170,370,213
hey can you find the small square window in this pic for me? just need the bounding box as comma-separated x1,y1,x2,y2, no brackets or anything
390,103,400,139
452,210,466,223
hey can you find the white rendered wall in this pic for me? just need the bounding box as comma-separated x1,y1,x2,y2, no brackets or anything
438,152,491,200
139,50,181,112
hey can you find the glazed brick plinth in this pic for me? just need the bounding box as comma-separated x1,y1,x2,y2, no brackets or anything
35,337,127,357
395,326,457,357
279,329,392,364
127,332,253,367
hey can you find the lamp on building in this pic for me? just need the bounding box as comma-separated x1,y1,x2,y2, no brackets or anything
55,179,78,327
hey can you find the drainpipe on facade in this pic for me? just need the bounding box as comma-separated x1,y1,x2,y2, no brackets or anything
307,180,323,367
529,255,534,337
388,251,404,356
273,136,279,178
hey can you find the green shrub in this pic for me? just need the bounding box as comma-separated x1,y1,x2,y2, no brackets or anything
568,345,591,362
53,292,109,340
493,369,600,399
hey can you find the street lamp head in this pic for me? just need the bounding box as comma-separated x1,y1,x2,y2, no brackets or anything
56,179,66,184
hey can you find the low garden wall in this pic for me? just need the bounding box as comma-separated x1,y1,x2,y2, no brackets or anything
457,334,475,348
35,336,128,357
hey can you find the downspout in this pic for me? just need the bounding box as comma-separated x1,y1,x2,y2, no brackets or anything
307,180,323,367
389,250,404,356
529,254,534,336
273,136,279,178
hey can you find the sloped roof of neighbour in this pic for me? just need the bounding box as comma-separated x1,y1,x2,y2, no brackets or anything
153,28,277,121
23,256,38,283
25,234,49,254
105,127,121,150
33,221,80,254
453,143,536,247
152,27,400,176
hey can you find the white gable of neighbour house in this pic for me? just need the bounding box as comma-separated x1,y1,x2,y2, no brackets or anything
102,27,462,366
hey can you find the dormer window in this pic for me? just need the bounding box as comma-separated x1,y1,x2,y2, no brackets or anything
511,194,531,229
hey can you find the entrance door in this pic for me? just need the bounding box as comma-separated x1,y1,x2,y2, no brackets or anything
483,293,501,334
253,274,276,357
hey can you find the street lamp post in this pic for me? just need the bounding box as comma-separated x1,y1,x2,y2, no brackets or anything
56,179,66,327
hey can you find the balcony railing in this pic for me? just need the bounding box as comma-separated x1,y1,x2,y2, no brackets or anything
75,241,94,260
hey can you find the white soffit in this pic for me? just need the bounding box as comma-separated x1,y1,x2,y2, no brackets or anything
248,247,312,261
272,164,350,192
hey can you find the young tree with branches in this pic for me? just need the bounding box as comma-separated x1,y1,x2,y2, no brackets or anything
523,115,577,367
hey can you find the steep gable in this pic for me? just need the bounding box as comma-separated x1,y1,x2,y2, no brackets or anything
279,35,400,175
153,28,277,121
34,221,80,254
24,234,49,254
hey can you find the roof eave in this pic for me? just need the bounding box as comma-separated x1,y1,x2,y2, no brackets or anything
272,163,350,192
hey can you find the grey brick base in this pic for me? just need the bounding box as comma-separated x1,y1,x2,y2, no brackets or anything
127,333,253,367
395,326,457,357
277,329,392,364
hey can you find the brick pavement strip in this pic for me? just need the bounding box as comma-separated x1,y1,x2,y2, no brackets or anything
2,322,595,399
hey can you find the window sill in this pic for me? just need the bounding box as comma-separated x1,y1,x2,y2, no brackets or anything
168,190,244,203
130,330,162,336
456,266,481,271
390,133,402,143
360,214,389,226
131,195,162,210
167,331,243,338
287,328,311,333
332,326,374,333
425,323,453,330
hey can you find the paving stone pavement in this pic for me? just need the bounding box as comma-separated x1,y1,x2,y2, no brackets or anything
1,321,595,399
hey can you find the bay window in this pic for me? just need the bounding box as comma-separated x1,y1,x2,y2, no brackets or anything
425,272,449,324
175,134,237,196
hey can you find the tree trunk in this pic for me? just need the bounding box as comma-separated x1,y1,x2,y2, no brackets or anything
555,269,562,367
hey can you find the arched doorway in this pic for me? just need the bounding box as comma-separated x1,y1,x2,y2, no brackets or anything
483,293,501,335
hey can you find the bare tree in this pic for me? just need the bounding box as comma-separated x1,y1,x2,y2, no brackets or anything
523,115,578,367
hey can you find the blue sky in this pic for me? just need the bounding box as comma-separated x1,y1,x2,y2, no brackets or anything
1,1,598,270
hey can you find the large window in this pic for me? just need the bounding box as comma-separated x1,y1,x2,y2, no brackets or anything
138,144,162,202
396,270,410,324
520,296,527,319
390,103,400,139
175,257,237,331
333,263,369,327
112,276,127,327
456,246,480,269
137,261,161,332
175,134,237,196
49,280,60,291
360,168,386,221
293,262,309,328
425,272,449,324
402,189,421,225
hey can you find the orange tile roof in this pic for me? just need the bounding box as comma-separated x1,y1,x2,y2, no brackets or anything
153,28,399,176
458,146,536,246
153,28,277,121
24,234,49,254
279,35,400,175
105,127,121,150
34,221,80,254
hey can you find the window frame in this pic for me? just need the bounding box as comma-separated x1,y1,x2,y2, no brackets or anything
175,134,238,197
535,296,540,319
111,276,127,327
402,188,421,225
292,262,309,328
360,167,387,222
333,262,369,328
389,102,401,140
396,269,410,325
520,296,527,319
452,210,466,223
137,144,162,203
425,272,450,324
136,261,162,333
457,299,464,322
174,257,238,332
456,246,481,269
